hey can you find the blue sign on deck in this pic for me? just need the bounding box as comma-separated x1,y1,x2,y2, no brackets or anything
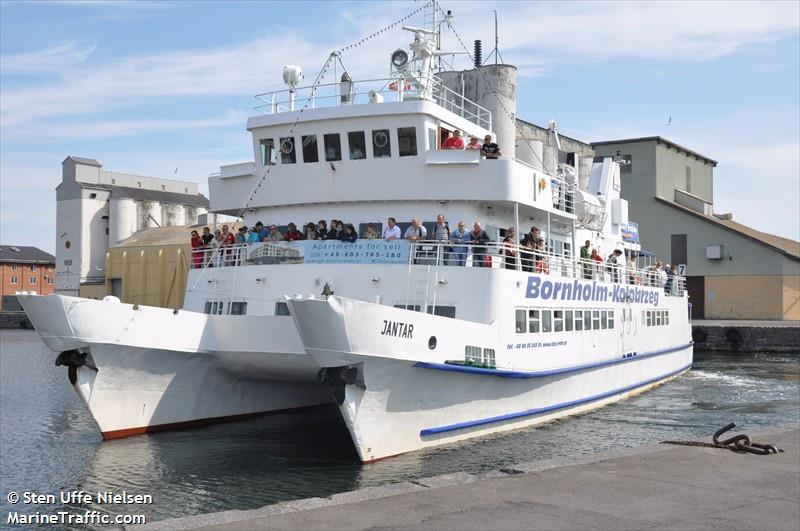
247,240,410,265
621,222,640,244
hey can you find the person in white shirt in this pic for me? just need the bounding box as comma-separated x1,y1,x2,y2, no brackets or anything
382,217,401,240
404,218,427,240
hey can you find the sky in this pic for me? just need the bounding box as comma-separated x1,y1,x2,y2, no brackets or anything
1,0,798,254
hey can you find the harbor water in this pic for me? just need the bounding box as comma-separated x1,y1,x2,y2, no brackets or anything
1,329,798,528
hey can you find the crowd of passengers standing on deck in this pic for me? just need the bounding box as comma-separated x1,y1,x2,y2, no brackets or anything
190,215,680,294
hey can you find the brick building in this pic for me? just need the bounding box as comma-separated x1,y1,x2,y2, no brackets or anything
0,246,56,311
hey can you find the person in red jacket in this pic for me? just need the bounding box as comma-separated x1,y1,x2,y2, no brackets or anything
442,130,465,149
190,230,204,268
284,222,304,241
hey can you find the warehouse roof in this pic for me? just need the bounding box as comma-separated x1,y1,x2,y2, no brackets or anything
0,246,55,264
85,184,209,208
592,137,717,166
656,197,800,261
113,223,243,247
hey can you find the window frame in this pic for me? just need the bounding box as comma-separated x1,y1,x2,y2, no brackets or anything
323,133,342,161
260,138,276,166
348,131,367,160
397,127,418,157
528,309,540,333
371,129,392,158
301,135,319,163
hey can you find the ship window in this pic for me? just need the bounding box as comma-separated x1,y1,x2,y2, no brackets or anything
398,127,417,157
204,301,225,315
280,137,296,164
301,135,319,163
427,305,456,318
348,131,367,160
427,127,437,150
528,309,540,333
644,310,651,327
465,345,482,365
553,310,564,332
565,310,573,332
664,311,669,325
275,302,291,316
372,129,391,158
601,310,608,329
592,310,600,330
230,302,248,315
542,310,552,333
515,309,525,333
260,138,276,165
584,310,592,330
324,133,342,161
574,310,583,331
608,310,615,329
655,311,662,326
483,348,496,368
394,304,421,312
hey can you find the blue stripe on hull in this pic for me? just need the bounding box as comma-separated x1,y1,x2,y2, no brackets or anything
414,341,693,379
420,361,693,436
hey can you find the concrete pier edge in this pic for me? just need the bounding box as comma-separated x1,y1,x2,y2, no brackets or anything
129,425,799,531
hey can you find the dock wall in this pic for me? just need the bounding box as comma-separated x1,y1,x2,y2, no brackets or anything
691,320,800,352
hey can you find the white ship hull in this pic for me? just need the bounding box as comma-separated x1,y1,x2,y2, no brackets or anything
288,290,693,462
17,294,330,438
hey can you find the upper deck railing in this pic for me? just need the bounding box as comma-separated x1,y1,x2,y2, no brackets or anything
254,75,492,131
191,240,685,296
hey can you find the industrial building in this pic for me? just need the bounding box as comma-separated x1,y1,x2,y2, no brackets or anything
593,137,800,320
0,246,55,311
56,156,210,298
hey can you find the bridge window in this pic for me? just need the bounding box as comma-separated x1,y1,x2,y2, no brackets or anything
372,129,391,158
348,131,366,160
427,127,437,150
301,135,319,163
280,137,296,164
260,138,276,165
324,134,342,161
275,302,291,316
398,127,417,157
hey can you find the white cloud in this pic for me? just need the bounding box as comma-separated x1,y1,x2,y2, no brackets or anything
5,110,247,141
440,1,799,62
0,42,97,73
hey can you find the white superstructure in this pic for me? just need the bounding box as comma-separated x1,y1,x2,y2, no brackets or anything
20,5,691,460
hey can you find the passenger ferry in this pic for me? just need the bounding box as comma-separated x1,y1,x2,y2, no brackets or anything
19,3,691,461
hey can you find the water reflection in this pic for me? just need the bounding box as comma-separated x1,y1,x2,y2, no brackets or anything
1,330,798,528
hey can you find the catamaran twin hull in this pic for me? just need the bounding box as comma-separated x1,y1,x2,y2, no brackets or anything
287,293,692,462
16,293,329,438
19,270,692,462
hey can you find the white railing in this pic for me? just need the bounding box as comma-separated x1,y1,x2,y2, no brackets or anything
190,241,685,296
254,75,491,130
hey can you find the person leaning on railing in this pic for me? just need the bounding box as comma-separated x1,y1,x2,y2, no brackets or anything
503,227,518,270
449,221,470,266
580,240,592,279
190,230,204,269
470,222,490,267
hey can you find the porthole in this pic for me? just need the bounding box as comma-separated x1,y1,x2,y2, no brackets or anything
428,336,437,350
374,131,389,148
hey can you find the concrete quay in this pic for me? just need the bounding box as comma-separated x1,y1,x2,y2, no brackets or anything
134,427,799,531
691,319,800,352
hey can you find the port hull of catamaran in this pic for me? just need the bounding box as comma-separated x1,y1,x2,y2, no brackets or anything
16,293,330,438
287,271,692,462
